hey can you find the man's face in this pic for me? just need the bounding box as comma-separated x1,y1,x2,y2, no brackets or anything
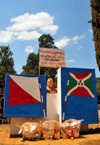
47,78,53,88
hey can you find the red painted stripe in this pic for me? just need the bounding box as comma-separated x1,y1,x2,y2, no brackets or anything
38,77,40,84
42,102,44,109
38,77,45,116
68,73,70,77
70,86,93,97
64,101,66,107
40,88,43,96
73,72,90,80
66,85,68,91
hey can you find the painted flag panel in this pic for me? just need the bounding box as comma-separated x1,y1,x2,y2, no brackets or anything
66,72,95,98
61,67,98,124
8,75,41,106
4,74,47,118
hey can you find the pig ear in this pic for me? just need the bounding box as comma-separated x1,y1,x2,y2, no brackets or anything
78,119,84,123
18,128,22,134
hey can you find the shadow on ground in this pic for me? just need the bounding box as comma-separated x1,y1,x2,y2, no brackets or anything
80,128,100,135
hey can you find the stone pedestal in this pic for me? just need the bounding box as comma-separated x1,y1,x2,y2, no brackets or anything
10,117,45,137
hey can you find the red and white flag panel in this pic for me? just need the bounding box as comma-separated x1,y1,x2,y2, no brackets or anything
8,75,41,106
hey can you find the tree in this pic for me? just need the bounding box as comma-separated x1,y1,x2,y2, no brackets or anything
96,77,100,103
90,0,100,71
38,34,58,79
38,34,57,48
21,34,58,80
0,46,16,83
21,53,39,75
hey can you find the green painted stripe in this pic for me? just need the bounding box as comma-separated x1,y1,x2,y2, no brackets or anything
84,75,94,95
67,76,77,93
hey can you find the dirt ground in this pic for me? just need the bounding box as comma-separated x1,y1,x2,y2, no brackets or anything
0,124,100,145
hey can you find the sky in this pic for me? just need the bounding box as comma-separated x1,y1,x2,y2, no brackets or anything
0,0,100,77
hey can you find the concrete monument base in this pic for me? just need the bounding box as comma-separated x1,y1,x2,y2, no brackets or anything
10,117,45,137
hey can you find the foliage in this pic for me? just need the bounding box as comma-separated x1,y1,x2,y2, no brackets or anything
21,53,39,75
96,78,100,94
96,77,100,103
0,46,16,83
38,34,57,49
22,34,58,80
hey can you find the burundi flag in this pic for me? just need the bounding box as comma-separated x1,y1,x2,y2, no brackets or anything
62,71,98,123
66,72,95,98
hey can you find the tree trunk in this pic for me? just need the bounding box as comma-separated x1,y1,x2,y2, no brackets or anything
90,0,100,71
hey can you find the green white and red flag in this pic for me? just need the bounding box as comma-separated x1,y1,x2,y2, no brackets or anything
62,72,95,122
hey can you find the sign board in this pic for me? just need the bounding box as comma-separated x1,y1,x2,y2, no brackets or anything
57,67,98,124
4,74,47,118
39,48,66,68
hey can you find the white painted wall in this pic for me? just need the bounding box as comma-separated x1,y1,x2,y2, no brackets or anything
47,93,58,121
